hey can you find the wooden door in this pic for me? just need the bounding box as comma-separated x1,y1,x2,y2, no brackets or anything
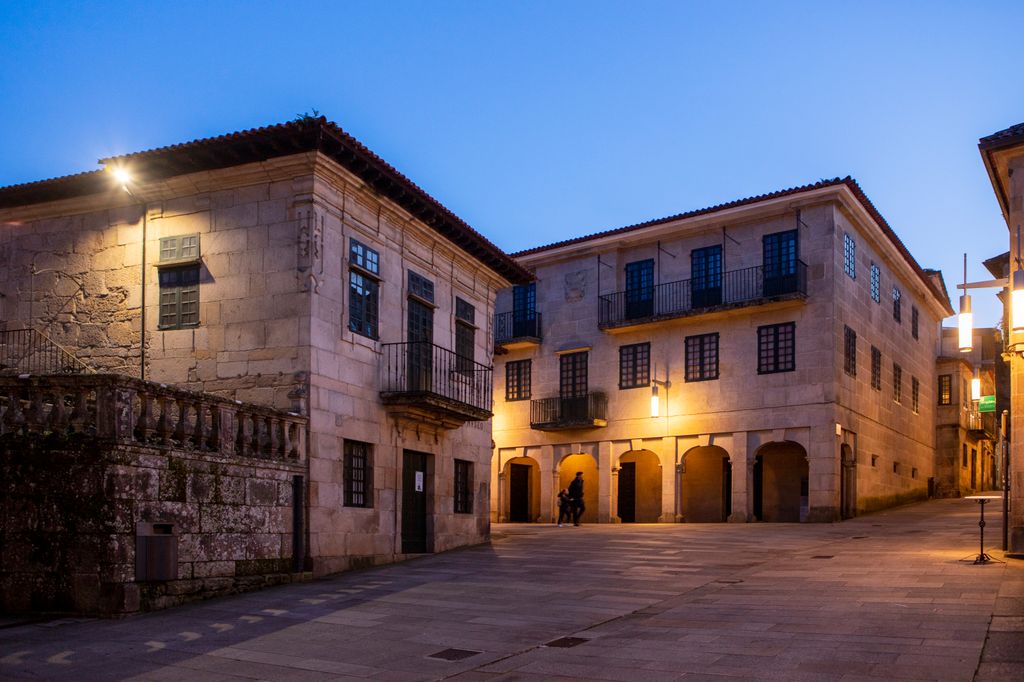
509,463,530,522
402,450,429,553
618,462,636,523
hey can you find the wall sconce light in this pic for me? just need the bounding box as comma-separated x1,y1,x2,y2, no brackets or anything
971,368,982,402
650,379,670,418
1013,227,1024,332
959,253,973,352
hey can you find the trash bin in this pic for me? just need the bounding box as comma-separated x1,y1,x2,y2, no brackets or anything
135,522,178,581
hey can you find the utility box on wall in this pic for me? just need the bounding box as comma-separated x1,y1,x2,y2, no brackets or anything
135,522,178,582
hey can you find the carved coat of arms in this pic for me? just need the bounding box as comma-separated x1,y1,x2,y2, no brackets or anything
564,270,586,303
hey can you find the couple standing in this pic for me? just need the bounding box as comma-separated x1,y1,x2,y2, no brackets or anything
557,472,585,526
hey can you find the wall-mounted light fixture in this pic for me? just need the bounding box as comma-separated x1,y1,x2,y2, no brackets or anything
650,379,670,418
971,368,982,402
959,253,973,352
1013,227,1024,333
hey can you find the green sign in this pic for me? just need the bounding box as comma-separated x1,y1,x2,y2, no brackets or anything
978,395,996,413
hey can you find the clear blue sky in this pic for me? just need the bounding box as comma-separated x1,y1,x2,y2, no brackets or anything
1,1,1021,325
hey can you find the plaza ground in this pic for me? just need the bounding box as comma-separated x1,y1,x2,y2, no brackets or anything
1,498,1022,681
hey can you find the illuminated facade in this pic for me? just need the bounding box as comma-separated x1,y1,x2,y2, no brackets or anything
490,178,954,523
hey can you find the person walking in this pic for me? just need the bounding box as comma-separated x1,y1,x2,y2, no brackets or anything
568,471,585,526
556,488,572,526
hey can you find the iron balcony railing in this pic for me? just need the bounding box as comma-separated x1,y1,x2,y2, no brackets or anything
530,392,608,430
494,310,542,345
0,328,94,376
966,408,997,438
598,261,808,328
379,341,493,417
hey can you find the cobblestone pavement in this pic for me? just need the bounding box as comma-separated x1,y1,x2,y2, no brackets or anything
1,498,1022,681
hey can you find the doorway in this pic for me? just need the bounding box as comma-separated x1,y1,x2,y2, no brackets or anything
401,450,431,553
407,298,433,392
509,463,531,522
840,444,856,520
618,462,636,523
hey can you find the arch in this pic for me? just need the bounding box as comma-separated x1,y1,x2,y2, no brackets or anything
558,453,598,524
840,443,856,520
502,456,541,522
753,441,808,522
617,449,661,523
680,445,731,522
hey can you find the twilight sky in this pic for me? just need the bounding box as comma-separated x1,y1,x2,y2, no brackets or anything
1,1,1021,325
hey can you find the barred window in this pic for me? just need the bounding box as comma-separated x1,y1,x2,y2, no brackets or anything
685,333,719,382
454,459,473,514
871,346,881,390
938,374,952,405
892,286,902,323
757,322,795,374
844,326,857,377
870,263,880,303
618,342,650,389
911,306,919,340
344,440,373,508
505,360,531,401
893,363,902,404
843,233,856,279
912,376,920,414
158,265,200,330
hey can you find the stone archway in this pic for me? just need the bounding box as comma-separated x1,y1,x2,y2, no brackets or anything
503,456,540,522
617,450,661,523
753,441,808,522
680,446,731,522
558,453,598,524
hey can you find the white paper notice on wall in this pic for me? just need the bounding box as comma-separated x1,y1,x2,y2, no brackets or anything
415,471,424,492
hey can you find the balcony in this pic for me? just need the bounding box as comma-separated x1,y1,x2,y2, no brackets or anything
494,311,542,349
379,342,493,428
598,261,808,330
966,409,997,439
530,393,608,431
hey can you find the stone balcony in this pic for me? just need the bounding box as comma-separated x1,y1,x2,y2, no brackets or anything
493,310,542,350
530,393,608,431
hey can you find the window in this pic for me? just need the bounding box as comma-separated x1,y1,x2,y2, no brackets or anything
911,306,919,340
343,440,372,508
618,342,650,389
763,230,799,295
893,363,902,404
843,326,857,377
624,259,655,319
757,322,795,374
505,359,531,401
685,333,720,382
159,234,200,263
158,266,200,329
963,444,968,468
892,286,901,323
691,245,723,307
348,239,380,339
870,346,881,390
912,376,920,414
408,270,435,303
938,374,952,405
843,233,856,279
870,263,880,303
455,297,475,375
454,459,473,514
560,351,588,398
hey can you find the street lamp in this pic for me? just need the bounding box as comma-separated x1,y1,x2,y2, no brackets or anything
971,368,982,402
105,164,147,380
650,378,670,418
1012,227,1024,332
959,254,973,352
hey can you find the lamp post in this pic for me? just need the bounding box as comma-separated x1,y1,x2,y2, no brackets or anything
107,166,147,380
959,254,973,352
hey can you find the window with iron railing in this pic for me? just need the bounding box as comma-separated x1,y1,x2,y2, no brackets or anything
454,459,473,514
844,326,857,377
344,440,373,508
871,346,881,390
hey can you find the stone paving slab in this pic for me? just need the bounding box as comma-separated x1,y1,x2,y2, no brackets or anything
0,498,1022,680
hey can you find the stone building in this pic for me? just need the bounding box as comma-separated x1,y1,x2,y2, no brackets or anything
979,121,1024,554
0,117,530,612
490,178,953,524
934,327,1000,498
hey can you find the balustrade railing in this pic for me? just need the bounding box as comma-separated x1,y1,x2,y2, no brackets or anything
966,408,996,437
0,374,306,462
599,261,808,327
494,311,542,345
380,341,493,416
0,328,93,375
530,392,607,429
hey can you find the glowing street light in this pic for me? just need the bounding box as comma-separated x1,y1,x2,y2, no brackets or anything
959,254,973,352
972,369,982,402
650,383,659,418
1013,227,1024,332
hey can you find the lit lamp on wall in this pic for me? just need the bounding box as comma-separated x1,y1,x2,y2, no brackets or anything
650,378,670,418
971,368,982,402
1013,227,1024,333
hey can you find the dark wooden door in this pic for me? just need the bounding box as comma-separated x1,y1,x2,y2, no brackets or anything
402,450,429,553
624,259,655,320
407,299,433,393
971,448,977,489
618,462,636,523
762,230,798,296
722,457,732,520
509,463,530,522
691,245,722,308
559,351,588,422
752,455,764,521
512,283,537,338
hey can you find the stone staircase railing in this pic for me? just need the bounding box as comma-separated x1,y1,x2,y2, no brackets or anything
0,374,306,462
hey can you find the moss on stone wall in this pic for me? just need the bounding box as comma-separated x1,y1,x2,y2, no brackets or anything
859,488,928,514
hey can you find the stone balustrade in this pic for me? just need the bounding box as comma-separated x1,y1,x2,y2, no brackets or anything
0,374,306,462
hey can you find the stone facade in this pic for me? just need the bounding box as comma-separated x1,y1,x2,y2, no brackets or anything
491,179,953,524
0,374,307,615
0,119,528,592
